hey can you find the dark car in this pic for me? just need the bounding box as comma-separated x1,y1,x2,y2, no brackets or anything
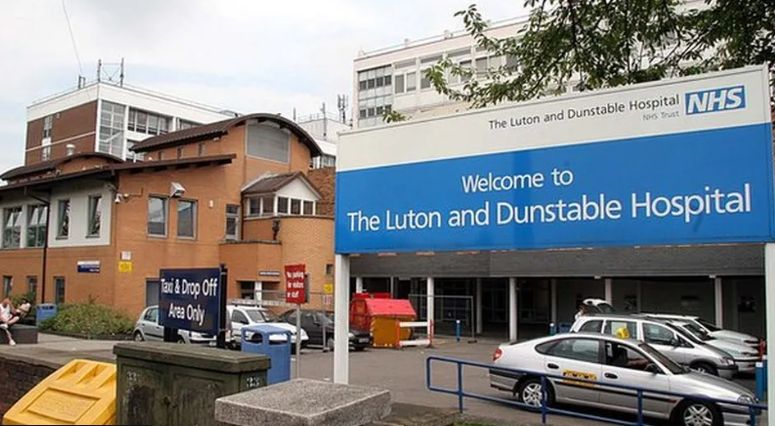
280,309,371,351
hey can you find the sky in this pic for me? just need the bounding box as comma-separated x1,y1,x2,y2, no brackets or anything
0,0,527,175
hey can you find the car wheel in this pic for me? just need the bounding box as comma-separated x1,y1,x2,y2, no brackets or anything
672,400,722,426
515,377,552,409
690,362,718,376
133,331,144,342
326,337,335,351
176,336,185,344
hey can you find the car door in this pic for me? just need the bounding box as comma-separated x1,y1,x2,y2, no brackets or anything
600,340,672,418
302,311,321,345
542,337,602,406
144,307,163,340
642,322,692,366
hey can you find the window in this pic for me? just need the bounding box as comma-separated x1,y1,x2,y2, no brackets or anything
248,198,261,216
506,54,519,71
604,341,652,372
459,60,472,82
54,277,65,304
27,276,37,296
144,307,158,323
545,338,600,364
3,207,22,248
2,276,11,297
41,141,51,161
57,199,70,238
231,310,249,325
325,264,334,276
290,199,301,215
239,282,256,299
303,201,313,215
225,204,240,240
99,101,126,157
246,123,290,163
176,147,183,159
177,200,196,238
126,140,144,161
420,69,431,89
277,197,289,214
26,205,47,248
87,196,102,237
260,195,274,216
578,320,603,333
603,320,638,339
43,115,53,139
147,197,167,236
128,108,171,136
642,323,676,346
406,72,417,91
157,151,164,161
198,143,206,156
178,119,200,130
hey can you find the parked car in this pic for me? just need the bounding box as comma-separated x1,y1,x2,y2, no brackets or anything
132,306,215,344
227,304,308,350
665,321,760,374
570,314,737,378
582,298,616,314
644,313,762,352
490,333,757,426
279,309,372,351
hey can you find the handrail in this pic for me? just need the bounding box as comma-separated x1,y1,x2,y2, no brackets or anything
426,355,766,426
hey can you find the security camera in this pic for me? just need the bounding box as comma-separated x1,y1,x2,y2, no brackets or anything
170,182,186,198
114,194,123,204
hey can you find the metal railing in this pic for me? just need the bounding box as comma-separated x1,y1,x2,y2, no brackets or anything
426,355,767,426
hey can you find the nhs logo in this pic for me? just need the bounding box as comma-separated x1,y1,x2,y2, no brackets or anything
685,85,746,115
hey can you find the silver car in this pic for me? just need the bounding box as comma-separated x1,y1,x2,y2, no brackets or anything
645,313,762,352
132,306,215,344
667,321,760,374
490,333,758,426
571,314,738,379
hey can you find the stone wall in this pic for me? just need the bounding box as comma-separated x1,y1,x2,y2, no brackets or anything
0,355,55,416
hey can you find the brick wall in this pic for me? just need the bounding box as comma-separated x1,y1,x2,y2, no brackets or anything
0,356,55,416
308,167,335,216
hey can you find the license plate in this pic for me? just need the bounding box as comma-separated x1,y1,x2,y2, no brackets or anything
358,338,369,343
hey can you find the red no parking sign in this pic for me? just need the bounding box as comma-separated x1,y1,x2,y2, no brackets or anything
285,264,306,304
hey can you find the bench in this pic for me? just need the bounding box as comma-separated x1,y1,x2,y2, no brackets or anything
0,324,39,344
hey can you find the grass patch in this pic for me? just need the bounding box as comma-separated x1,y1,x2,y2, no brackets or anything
40,300,134,337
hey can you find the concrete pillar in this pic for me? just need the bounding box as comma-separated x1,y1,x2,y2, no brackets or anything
509,278,518,342
355,276,364,294
763,244,775,416
475,278,483,335
604,278,613,303
427,277,435,336
333,254,350,384
390,277,396,298
636,281,643,312
714,276,723,327
550,278,558,324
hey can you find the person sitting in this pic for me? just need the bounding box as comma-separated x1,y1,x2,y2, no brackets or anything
0,298,16,346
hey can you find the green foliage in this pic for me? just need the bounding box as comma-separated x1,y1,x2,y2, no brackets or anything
426,1,774,108
40,300,134,337
10,292,35,309
383,110,409,123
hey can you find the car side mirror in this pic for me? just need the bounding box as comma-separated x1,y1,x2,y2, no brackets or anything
670,337,680,347
645,363,660,374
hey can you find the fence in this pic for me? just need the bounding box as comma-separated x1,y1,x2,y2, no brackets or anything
408,294,476,341
426,355,767,426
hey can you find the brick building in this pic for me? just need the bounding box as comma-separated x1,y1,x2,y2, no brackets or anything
0,112,336,318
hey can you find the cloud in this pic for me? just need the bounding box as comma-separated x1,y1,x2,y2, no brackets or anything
0,0,528,175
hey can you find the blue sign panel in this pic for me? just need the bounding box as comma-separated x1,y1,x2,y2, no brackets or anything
158,268,221,334
77,260,100,273
336,123,775,253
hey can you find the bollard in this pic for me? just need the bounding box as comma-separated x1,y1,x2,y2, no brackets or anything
755,359,767,400
549,322,556,336
455,320,461,343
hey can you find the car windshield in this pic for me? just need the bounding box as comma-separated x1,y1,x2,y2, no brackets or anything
665,323,703,345
696,318,721,332
597,303,615,313
638,343,685,374
244,309,270,323
683,323,713,341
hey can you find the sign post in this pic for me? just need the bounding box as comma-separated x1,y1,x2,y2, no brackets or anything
158,267,222,345
217,264,228,349
285,264,307,378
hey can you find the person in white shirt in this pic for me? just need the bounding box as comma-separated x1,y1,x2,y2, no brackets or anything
0,298,15,345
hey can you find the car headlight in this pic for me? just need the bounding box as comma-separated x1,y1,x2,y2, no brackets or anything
738,395,755,405
301,329,308,339
722,357,735,366
742,352,759,357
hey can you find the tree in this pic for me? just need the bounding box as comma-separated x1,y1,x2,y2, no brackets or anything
425,0,774,108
